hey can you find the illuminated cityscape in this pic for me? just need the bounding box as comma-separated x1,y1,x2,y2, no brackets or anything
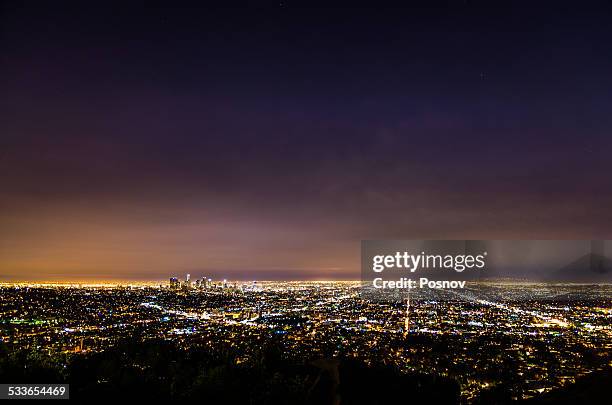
1,278,610,402
3,2,612,402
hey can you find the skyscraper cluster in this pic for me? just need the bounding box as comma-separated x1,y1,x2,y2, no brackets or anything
169,274,213,290
168,274,257,291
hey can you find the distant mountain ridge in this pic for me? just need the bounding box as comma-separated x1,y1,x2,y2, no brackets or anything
548,253,612,282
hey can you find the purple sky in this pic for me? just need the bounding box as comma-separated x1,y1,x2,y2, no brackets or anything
2,2,612,281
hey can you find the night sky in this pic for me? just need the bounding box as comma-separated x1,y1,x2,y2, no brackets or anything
2,1,612,281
